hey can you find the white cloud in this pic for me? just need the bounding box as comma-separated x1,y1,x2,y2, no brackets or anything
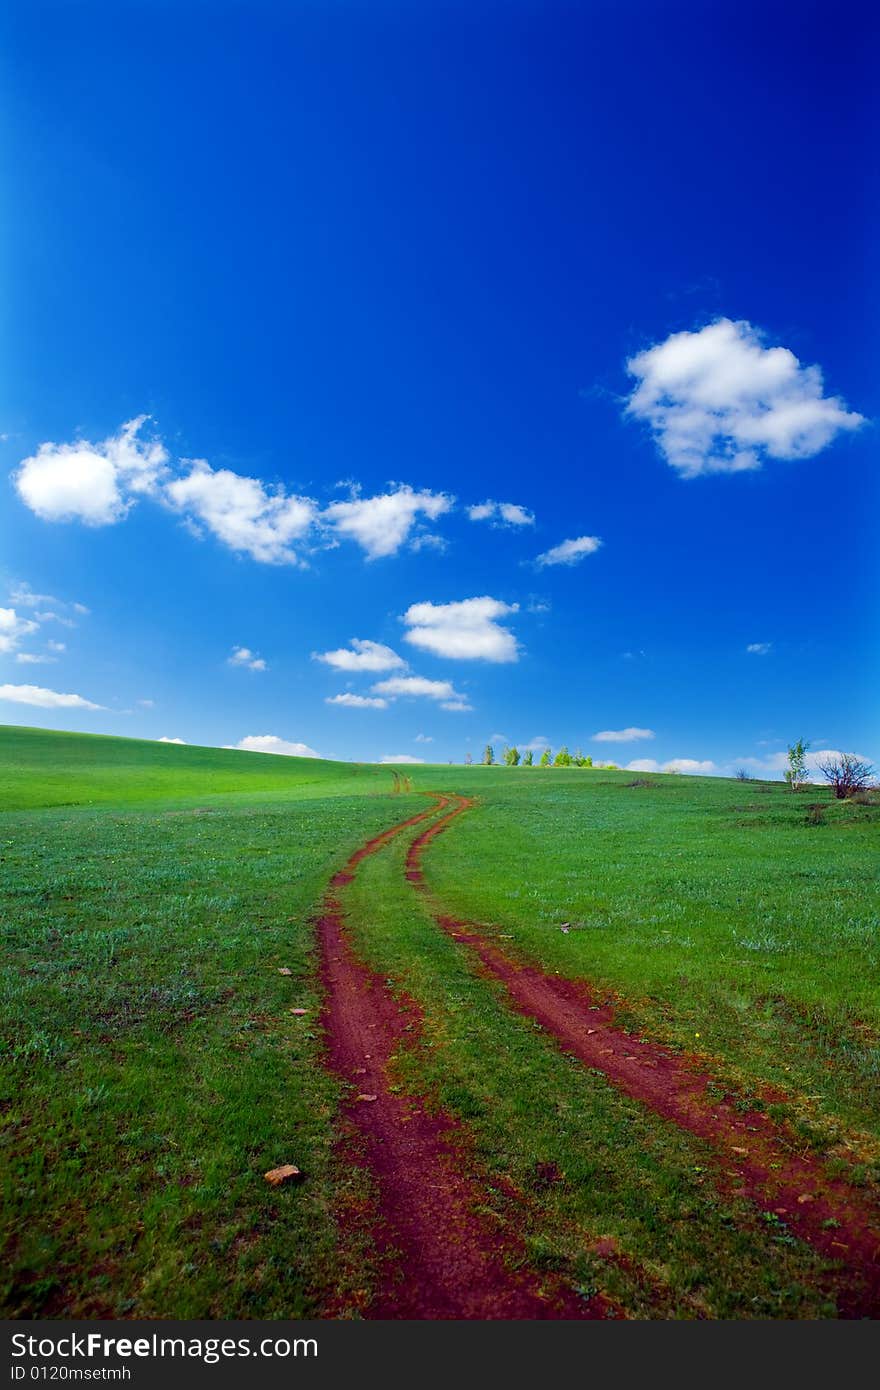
467,502,495,522
313,638,406,672
535,536,602,568
157,736,186,744
9,584,58,608
0,607,39,654
0,683,105,710
325,693,389,709
378,754,425,764
593,727,655,743
440,699,473,712
35,611,74,628
14,416,464,570
228,645,267,672
409,533,447,554
746,642,772,655
626,757,716,775
15,415,468,570
468,500,535,527
626,318,865,478
166,460,315,566
11,584,89,622
414,733,433,743
736,748,872,779
224,734,319,758
14,417,169,524
490,732,508,744
809,748,872,777
372,675,465,702
138,698,155,708
402,596,519,662
323,486,453,559
1,589,85,663
522,735,551,752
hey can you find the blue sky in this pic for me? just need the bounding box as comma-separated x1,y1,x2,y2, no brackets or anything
1,0,877,775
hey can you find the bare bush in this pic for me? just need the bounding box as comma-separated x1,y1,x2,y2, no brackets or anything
818,753,875,800
734,768,752,782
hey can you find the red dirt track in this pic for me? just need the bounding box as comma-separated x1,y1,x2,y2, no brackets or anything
407,795,880,1318
318,799,609,1319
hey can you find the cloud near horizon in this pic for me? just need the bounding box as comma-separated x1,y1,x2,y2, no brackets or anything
626,757,716,774
626,318,864,478
0,682,105,710
402,596,519,662
223,734,319,758
593,726,655,743
736,747,873,778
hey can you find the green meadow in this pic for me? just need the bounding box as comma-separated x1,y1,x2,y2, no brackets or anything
1,724,878,1318
419,766,880,1152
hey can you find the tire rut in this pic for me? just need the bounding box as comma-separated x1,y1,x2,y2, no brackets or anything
406,794,880,1318
318,797,609,1319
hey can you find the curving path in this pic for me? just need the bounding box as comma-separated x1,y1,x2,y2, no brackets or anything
406,793,880,1319
317,796,609,1319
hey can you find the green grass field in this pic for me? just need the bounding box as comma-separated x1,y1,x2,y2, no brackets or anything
418,767,880,1153
1,724,878,1318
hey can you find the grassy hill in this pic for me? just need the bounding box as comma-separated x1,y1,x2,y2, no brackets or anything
0,724,393,811
1,725,878,1318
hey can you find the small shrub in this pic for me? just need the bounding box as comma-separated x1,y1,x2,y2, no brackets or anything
851,789,879,806
734,768,752,782
805,804,825,827
785,737,810,792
